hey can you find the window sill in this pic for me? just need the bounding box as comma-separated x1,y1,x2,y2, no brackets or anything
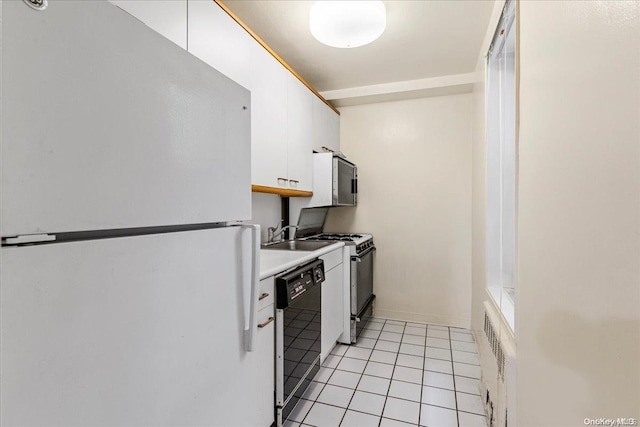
487,286,515,335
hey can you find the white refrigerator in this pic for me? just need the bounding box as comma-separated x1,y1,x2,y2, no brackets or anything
1,1,267,425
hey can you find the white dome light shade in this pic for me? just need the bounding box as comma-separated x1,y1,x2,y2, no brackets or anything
310,1,386,49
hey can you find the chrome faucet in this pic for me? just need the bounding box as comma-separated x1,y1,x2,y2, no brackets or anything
267,220,298,243
267,220,283,243
278,225,298,241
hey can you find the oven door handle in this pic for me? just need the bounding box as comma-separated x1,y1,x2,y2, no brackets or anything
352,246,376,261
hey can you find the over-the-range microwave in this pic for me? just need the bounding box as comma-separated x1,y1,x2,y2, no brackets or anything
332,155,358,206
297,153,358,208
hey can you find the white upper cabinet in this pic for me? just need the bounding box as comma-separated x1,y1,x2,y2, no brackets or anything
250,46,289,189
312,96,327,153
188,1,288,189
109,1,187,49
327,109,341,153
286,75,313,192
312,96,340,154
186,0,253,90
113,0,330,192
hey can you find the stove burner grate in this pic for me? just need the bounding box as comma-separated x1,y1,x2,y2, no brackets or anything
315,233,363,241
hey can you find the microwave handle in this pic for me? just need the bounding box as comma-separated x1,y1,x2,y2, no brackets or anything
351,178,358,194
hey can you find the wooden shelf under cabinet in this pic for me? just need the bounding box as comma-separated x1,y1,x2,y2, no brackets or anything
252,185,312,198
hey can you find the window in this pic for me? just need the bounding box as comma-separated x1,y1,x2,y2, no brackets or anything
486,0,516,332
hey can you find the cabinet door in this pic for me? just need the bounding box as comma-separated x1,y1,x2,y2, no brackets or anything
251,47,288,188
286,75,313,192
312,95,328,153
312,97,340,154
188,1,287,188
326,108,341,153
187,0,253,90
321,262,344,360
255,303,275,426
110,0,187,49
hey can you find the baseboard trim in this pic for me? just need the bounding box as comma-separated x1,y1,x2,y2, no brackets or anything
374,308,471,329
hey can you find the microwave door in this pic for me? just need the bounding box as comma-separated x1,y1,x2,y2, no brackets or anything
351,165,358,205
333,158,357,206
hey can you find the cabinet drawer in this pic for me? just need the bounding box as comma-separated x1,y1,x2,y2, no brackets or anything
321,248,343,272
258,277,275,311
256,304,275,330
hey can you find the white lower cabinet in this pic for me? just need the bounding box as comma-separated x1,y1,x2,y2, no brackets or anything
255,301,275,426
321,248,345,360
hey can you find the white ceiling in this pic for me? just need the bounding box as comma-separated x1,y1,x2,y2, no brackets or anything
223,0,496,104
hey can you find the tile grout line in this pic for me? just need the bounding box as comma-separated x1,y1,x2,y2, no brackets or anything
339,350,479,373
298,363,333,425
297,320,482,427
338,318,385,427
298,341,349,426
308,379,463,409
377,318,403,427
373,318,389,427
417,324,428,427
362,319,389,425
448,326,461,427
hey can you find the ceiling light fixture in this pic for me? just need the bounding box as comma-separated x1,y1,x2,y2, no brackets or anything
310,1,386,49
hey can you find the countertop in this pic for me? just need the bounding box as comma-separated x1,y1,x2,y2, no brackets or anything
260,241,345,279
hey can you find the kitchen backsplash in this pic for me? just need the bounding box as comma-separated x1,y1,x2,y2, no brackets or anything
250,192,282,243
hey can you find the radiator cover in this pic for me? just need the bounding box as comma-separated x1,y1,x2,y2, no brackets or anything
479,301,516,427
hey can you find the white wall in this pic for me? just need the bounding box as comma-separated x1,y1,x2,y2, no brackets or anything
516,1,639,424
325,94,473,327
470,42,492,387
472,1,640,425
250,193,281,243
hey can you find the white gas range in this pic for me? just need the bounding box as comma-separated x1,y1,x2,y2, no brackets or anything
295,208,376,344
301,233,374,256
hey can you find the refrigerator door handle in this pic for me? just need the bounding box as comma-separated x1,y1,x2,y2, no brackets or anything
238,224,261,351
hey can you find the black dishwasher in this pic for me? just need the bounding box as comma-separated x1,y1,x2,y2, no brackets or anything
275,259,325,427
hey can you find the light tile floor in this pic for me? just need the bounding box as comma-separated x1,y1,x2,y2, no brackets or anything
285,318,487,427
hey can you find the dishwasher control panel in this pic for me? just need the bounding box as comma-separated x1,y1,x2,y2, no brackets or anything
275,259,325,309
313,264,325,284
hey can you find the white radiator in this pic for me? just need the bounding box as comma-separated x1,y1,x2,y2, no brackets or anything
480,301,516,427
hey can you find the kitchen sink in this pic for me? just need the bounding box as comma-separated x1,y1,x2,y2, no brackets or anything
261,240,335,251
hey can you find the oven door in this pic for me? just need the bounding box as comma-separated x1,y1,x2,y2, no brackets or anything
351,246,375,315
332,157,357,206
